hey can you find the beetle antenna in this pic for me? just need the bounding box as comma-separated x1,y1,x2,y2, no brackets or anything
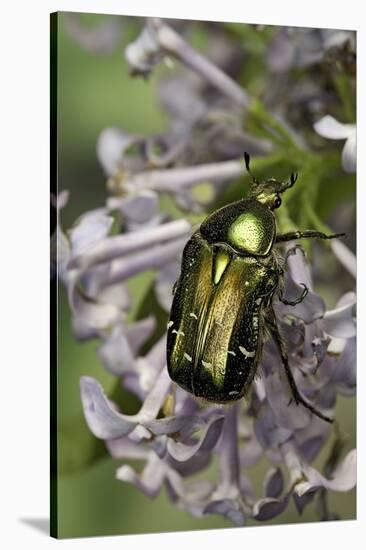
280,171,298,192
243,152,259,185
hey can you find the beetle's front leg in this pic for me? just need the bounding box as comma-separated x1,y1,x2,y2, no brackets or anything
265,309,334,423
276,230,345,243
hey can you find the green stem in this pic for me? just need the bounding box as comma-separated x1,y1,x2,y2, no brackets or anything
304,201,336,237
248,99,298,147
276,203,297,234
334,73,355,123
282,151,340,205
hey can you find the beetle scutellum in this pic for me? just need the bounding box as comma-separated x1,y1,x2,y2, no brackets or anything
167,153,344,423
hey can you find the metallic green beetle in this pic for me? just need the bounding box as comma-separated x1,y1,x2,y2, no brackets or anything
167,153,343,422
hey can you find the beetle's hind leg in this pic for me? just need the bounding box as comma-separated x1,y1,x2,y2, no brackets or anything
265,309,334,423
276,230,345,243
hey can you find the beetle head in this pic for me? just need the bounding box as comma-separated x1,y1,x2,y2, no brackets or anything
244,152,298,210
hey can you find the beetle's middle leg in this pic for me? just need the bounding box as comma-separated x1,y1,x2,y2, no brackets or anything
277,246,309,306
283,244,304,264
265,309,334,423
278,283,308,306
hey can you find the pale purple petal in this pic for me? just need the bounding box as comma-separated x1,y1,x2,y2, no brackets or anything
342,134,357,173
216,406,240,492
116,190,161,227
292,29,323,67
204,499,246,526
254,405,292,450
51,189,69,210
337,292,357,309
145,334,167,365
116,453,166,498
102,237,187,287
281,442,304,487
239,437,263,467
189,407,248,524
323,293,356,338
286,246,312,286
267,30,295,73
292,492,315,515
80,376,138,439
264,467,284,499
279,247,325,322
295,449,356,496
155,261,180,312
168,452,212,477
106,436,150,460
278,319,305,352
158,74,207,128
253,494,290,521
68,277,120,340
63,13,121,54
174,188,205,214
125,23,162,76
68,219,191,271
122,372,145,400
145,136,187,168
97,127,146,176
311,336,331,368
125,316,157,355
127,336,167,397
97,323,135,375
122,159,244,194
166,470,214,505
302,321,322,358
51,190,71,283
314,115,355,140
94,280,131,311
80,369,172,439
264,372,312,430
331,337,356,395
166,414,224,461
146,415,209,437
174,388,199,417
313,384,336,410
322,29,355,50
331,240,356,279
239,474,256,500
54,226,71,285
293,415,331,463
68,209,113,259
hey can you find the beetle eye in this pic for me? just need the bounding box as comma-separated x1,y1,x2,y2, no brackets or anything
274,196,282,208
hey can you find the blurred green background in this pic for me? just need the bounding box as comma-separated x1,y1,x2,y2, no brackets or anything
55,12,356,539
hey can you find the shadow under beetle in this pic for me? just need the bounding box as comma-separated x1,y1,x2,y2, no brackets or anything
167,153,344,423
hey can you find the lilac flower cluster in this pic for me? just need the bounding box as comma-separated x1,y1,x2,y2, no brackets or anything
56,17,356,526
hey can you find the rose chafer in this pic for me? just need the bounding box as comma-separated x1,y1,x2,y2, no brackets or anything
167,153,344,422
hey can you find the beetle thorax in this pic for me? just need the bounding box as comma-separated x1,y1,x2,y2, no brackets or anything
200,199,276,257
